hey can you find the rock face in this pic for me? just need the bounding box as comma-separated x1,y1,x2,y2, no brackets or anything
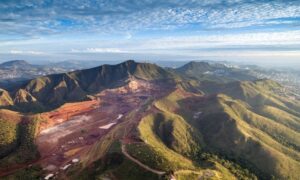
14,89,37,104
0,89,13,106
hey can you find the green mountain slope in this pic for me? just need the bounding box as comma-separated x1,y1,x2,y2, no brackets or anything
173,79,300,179
199,95,300,179
115,88,260,179
0,110,40,166
122,78,299,179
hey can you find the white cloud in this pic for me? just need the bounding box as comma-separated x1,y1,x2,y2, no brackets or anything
2,30,300,56
1,0,300,36
9,50,45,55
130,30,300,51
71,48,129,53
206,2,300,29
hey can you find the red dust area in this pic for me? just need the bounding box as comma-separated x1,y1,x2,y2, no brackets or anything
0,78,172,178
32,79,169,176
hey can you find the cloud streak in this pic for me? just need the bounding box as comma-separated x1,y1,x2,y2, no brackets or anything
9,50,45,55
71,48,129,53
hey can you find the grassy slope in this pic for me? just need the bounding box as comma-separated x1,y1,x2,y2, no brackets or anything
132,88,240,179
225,99,300,152
151,78,300,179
0,110,22,158
190,79,300,179
258,105,300,131
0,120,18,157
74,141,160,180
136,113,237,180
214,95,300,179
0,112,41,168
153,90,258,179
138,113,202,171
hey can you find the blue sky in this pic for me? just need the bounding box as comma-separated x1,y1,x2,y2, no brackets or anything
0,0,300,65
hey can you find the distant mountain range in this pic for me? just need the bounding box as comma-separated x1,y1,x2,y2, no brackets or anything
0,60,30,68
0,60,70,89
176,61,257,83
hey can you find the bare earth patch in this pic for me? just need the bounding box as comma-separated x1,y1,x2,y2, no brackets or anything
32,78,170,178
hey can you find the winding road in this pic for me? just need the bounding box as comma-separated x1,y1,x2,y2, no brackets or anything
121,143,166,175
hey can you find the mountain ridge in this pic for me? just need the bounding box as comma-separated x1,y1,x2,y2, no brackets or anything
0,60,176,111
0,60,30,68
176,61,257,83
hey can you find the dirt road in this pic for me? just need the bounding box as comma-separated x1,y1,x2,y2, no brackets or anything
121,143,166,175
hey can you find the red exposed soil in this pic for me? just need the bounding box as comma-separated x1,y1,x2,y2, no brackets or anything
38,79,161,169
0,78,173,178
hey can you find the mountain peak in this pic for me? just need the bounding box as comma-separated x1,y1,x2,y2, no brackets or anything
2,60,174,110
186,61,210,67
177,61,212,73
0,60,30,67
123,59,136,64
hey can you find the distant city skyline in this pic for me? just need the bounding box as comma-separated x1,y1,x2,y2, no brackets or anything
0,0,300,66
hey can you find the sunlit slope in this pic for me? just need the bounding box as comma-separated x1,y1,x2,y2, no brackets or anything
0,110,21,158
0,110,40,167
221,80,300,114
126,88,256,179
200,95,300,179
146,79,300,179
136,111,236,180
0,89,13,106
138,112,203,169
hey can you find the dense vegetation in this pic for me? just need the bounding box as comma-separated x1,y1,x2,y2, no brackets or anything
199,153,257,180
2,165,42,180
0,120,18,158
0,115,40,168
